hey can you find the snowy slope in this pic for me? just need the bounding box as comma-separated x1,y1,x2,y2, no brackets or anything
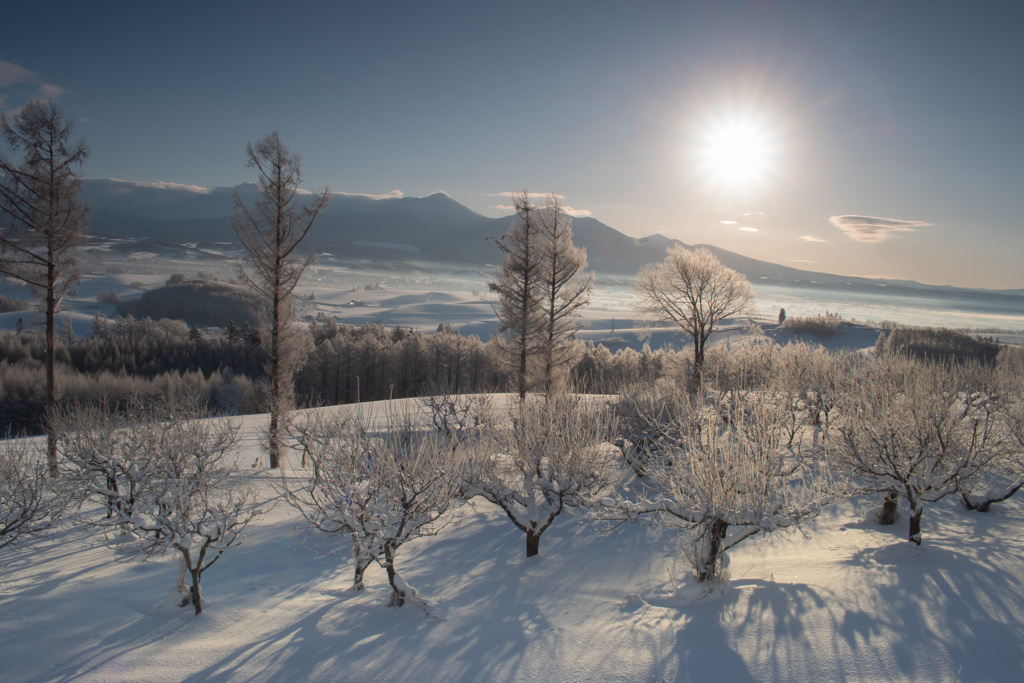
2,404,1023,682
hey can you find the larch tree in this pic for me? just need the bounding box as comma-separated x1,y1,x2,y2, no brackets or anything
232,131,328,468
0,101,89,474
488,190,545,399
537,194,593,397
634,245,753,392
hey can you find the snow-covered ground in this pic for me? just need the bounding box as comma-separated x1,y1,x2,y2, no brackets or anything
2,402,1023,682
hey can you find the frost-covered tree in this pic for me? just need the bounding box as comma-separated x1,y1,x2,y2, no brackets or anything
610,389,831,584
537,194,592,397
288,409,465,607
634,246,753,391
466,395,621,558
958,349,1024,511
836,354,1001,544
488,190,545,399
232,131,328,468
1,439,66,550
0,101,89,474
58,397,257,614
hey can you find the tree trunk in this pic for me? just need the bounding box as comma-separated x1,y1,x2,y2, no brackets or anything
45,265,58,475
353,557,368,591
384,545,405,607
908,501,923,546
695,518,728,583
526,528,541,558
877,490,900,525
189,566,203,614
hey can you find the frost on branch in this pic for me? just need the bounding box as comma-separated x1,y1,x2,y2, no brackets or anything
835,354,1001,544
608,387,831,585
959,347,1024,512
57,396,258,614
287,406,465,608
465,394,623,558
1,439,67,551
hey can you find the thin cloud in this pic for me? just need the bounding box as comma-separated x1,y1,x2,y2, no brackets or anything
0,60,35,87
799,235,827,243
829,214,931,243
495,203,590,217
720,220,738,225
105,178,211,194
37,83,66,100
561,205,592,218
334,189,404,200
493,191,565,200
739,226,758,232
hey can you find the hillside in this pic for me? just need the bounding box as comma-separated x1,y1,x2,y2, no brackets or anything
2,403,1022,681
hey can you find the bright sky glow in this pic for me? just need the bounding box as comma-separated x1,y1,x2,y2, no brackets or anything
697,116,776,190
2,0,1023,289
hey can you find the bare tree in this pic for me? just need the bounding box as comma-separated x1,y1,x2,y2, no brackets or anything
610,388,831,585
488,190,545,399
1,439,66,551
232,131,328,468
634,246,753,392
0,101,89,474
288,408,465,608
58,397,257,614
537,194,593,397
466,394,622,558
836,354,1001,544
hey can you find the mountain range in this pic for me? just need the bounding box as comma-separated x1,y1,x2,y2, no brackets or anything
81,179,1024,310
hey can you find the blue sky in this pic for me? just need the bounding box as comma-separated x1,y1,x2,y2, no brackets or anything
3,1,1023,289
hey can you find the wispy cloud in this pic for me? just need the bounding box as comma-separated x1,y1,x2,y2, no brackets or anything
493,191,565,200
105,178,211,194
720,220,738,225
739,226,758,232
37,83,66,100
494,203,591,217
799,235,827,243
0,60,35,87
335,189,404,200
829,215,931,243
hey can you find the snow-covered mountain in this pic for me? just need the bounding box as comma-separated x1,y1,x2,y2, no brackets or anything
80,178,1024,313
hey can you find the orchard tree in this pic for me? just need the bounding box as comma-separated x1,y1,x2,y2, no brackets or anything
537,194,592,396
288,408,465,608
836,354,1001,544
1,439,66,550
0,101,89,474
232,131,328,468
488,190,544,399
610,388,831,584
466,394,621,558
634,246,753,391
961,348,1024,511
58,397,258,614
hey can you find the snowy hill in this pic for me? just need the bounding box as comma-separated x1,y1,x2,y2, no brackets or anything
2,402,1024,681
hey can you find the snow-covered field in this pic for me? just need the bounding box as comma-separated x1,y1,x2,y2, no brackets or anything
3,403,1023,682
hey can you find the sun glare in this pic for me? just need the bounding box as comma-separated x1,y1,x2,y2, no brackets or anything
696,116,776,189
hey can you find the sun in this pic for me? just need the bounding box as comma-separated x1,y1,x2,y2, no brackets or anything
696,116,776,189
